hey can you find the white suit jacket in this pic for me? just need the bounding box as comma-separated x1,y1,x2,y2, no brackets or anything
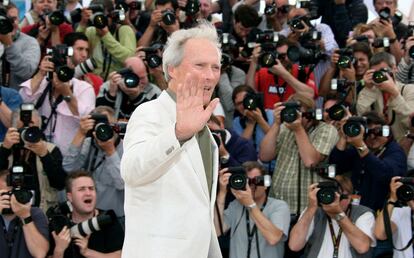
121,91,222,258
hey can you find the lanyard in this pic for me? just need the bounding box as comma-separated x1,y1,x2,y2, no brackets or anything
245,199,267,258
327,205,351,258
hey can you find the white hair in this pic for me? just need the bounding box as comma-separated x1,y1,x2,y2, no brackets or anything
162,21,221,82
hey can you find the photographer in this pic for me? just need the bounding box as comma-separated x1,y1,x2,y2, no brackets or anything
288,177,376,257
260,93,339,215
0,169,49,258
76,0,136,80
0,106,66,212
63,106,125,218
395,35,414,84
96,56,161,120
0,86,22,141
356,51,414,141
49,170,123,258
137,0,180,47
374,175,414,258
245,34,317,110
329,111,406,212
0,3,41,89
214,162,290,258
20,50,96,155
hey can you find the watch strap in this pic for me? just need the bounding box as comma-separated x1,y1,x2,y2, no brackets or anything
246,202,257,211
21,216,33,225
334,212,346,222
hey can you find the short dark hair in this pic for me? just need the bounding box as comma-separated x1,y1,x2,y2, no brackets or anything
65,170,94,193
63,32,88,47
362,111,387,126
155,0,179,10
276,34,289,48
243,161,268,176
369,52,396,68
232,85,256,103
351,42,372,60
4,2,17,11
234,5,261,28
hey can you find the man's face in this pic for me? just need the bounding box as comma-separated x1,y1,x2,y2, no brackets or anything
169,38,221,106
234,91,247,115
361,30,376,44
277,44,290,68
354,51,370,77
7,8,19,36
374,0,397,16
34,0,57,14
365,123,388,149
72,40,89,65
199,0,212,19
275,0,289,23
247,168,266,199
323,99,337,122
67,177,97,216
234,21,253,40
370,61,395,81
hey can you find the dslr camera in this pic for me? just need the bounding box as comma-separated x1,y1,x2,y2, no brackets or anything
118,67,140,88
256,30,279,68
336,48,355,69
396,177,414,204
281,101,300,123
74,58,98,78
89,113,114,142
141,43,163,68
46,44,74,82
226,167,271,191
287,43,325,66
161,9,176,25
372,68,392,84
2,166,34,214
16,103,43,147
343,116,367,137
0,7,14,35
182,0,200,17
378,7,403,27
68,4,106,27
317,181,340,205
312,164,336,178
243,92,263,111
41,9,65,26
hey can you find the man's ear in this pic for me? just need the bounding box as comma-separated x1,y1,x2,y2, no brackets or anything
167,65,175,80
67,192,72,203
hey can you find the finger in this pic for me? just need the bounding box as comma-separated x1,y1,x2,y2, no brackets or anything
205,98,219,115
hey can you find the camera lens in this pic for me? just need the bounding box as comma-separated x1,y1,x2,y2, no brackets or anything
162,10,175,25
95,123,114,142
317,188,336,205
396,184,414,203
281,106,298,123
185,0,200,15
91,12,108,29
21,127,43,143
409,46,414,60
259,52,277,68
343,121,362,137
337,56,352,69
372,70,388,84
328,104,346,121
264,4,276,15
124,73,140,88
56,65,75,82
229,173,247,190
243,95,257,110
146,54,162,68
13,189,33,204
49,10,65,26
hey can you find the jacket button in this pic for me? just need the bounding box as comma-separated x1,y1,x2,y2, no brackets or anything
166,146,174,155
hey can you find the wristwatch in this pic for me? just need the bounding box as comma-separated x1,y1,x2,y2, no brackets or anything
356,144,368,154
334,212,346,222
21,216,33,225
246,202,257,211
62,95,72,102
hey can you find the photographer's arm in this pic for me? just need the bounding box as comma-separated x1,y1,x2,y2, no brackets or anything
101,26,136,63
336,213,372,254
81,249,121,258
41,145,67,190
0,102,13,129
273,64,314,99
50,25,62,46
318,65,336,97
294,126,324,168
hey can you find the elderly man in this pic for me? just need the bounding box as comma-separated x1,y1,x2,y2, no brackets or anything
121,23,223,258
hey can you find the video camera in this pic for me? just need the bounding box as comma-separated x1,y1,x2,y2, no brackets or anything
317,181,339,205
47,202,117,238
117,67,140,88
1,166,34,214
396,177,414,204
141,43,164,69
336,48,355,69
342,116,367,137
46,44,74,82
226,167,271,191
0,7,14,35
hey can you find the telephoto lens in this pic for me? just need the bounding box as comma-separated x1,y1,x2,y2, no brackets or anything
74,58,97,78
20,127,43,143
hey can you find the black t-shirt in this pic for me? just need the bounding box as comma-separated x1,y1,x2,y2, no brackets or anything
48,210,124,258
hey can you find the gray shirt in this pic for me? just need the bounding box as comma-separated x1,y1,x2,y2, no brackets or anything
224,197,290,258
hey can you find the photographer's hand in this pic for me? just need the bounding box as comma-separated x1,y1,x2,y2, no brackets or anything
345,125,365,147
0,190,11,214
74,235,91,256
94,132,117,156
321,193,343,218
96,26,109,37
2,127,20,149
362,69,375,89
108,72,122,97
284,111,303,132
375,73,399,98
10,194,31,219
25,140,48,157
389,177,402,202
149,9,162,28
273,102,285,126
231,183,255,207
218,168,230,197
37,24,50,46
52,226,71,255
308,183,319,212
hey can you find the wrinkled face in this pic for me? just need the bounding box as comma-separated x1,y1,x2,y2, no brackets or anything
354,51,370,77
234,91,248,115
199,0,212,19
67,177,96,216
247,168,267,200
168,38,221,106
34,0,57,15
72,40,89,65
374,0,397,16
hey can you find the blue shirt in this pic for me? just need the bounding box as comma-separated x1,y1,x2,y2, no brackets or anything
0,86,22,141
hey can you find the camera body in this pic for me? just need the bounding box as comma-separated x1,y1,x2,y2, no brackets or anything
0,7,14,35
336,48,355,69
162,9,176,25
396,177,414,204
118,67,140,88
183,0,200,16
281,101,300,123
243,92,263,111
256,30,279,68
89,113,114,142
226,167,271,190
211,129,226,147
44,10,65,26
343,116,367,137
141,45,163,68
46,44,74,82
2,166,34,214
16,103,43,146
317,181,339,205
288,15,307,30
287,43,325,65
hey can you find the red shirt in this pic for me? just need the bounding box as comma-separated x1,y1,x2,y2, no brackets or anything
255,64,318,109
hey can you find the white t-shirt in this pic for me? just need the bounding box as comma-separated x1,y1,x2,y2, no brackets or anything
304,208,376,258
391,207,413,258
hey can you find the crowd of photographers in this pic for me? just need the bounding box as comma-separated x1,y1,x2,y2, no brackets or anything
0,0,414,257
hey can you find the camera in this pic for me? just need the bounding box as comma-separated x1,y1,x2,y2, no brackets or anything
336,48,354,69
47,203,116,237
264,3,276,15
243,92,263,111
89,4,107,29
74,58,97,78
378,7,403,27
326,103,346,121
281,101,300,123
16,103,43,145
90,113,114,142
227,167,247,190
343,116,367,137
372,68,391,84
317,181,339,205
112,121,127,139
312,164,336,178
372,37,390,49
256,30,279,68
2,166,34,214
46,44,74,82
183,0,200,16
354,35,369,43
287,43,325,65
378,7,391,21
118,67,140,88
211,129,226,147
366,125,390,138
0,7,14,35
407,21,414,59
396,177,414,204
162,9,176,25
219,32,238,53
44,10,65,26
141,44,163,68
288,15,306,30
221,53,233,69
330,78,355,92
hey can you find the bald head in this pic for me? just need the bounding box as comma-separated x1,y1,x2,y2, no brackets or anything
124,57,149,87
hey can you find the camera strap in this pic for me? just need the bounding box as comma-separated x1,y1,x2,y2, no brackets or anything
383,201,414,251
42,93,63,136
326,205,351,258
245,198,267,258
